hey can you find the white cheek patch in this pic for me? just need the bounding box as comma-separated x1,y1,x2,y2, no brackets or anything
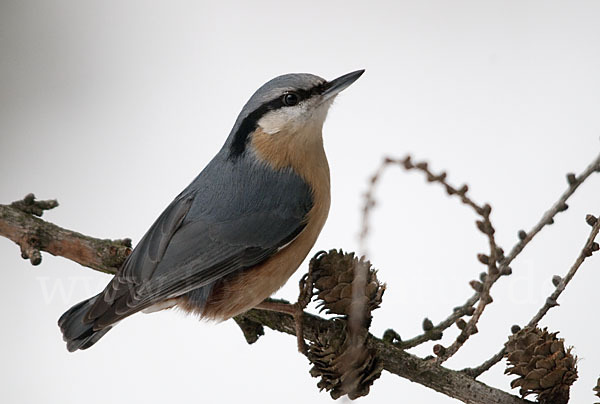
257,103,310,135
257,110,285,135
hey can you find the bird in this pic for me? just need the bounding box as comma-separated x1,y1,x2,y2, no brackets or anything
58,69,364,352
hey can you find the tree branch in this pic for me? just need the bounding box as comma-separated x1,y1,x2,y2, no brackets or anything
239,308,531,404
502,154,600,271
361,152,600,370
527,213,600,327
461,153,600,378
463,213,600,378
0,195,529,404
359,156,509,361
0,195,131,274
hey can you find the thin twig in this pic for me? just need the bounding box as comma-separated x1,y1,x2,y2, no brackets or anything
387,294,477,349
463,214,600,378
435,203,502,364
462,153,600,377
363,152,600,365
360,156,488,254
462,346,506,378
360,156,505,359
527,214,600,327
463,214,599,377
501,153,600,270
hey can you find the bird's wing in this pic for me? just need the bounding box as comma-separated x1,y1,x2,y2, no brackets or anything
86,158,313,326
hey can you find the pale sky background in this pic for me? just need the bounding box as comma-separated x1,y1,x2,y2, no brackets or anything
1,1,600,403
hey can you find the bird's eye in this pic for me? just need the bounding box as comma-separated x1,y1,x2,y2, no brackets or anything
283,93,299,106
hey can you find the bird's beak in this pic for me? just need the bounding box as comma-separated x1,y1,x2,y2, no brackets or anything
321,69,365,101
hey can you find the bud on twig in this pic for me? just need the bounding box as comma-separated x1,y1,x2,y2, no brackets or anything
476,220,485,233
433,344,446,357
422,318,434,331
469,280,483,292
584,243,598,257
552,275,562,287
382,329,401,344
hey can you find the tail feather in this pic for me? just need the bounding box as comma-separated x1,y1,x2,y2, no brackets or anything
58,294,113,352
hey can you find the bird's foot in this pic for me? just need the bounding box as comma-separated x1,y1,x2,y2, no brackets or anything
254,299,307,354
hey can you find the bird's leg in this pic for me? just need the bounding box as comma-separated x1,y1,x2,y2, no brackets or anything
255,255,318,355
293,269,316,354
255,299,296,315
255,299,308,354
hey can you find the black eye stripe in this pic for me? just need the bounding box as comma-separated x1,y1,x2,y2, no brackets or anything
228,81,327,159
295,83,327,100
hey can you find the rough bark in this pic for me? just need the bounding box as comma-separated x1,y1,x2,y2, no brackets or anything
0,203,131,274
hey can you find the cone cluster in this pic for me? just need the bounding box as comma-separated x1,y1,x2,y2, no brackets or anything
312,250,385,319
504,327,577,404
307,250,386,399
308,321,383,400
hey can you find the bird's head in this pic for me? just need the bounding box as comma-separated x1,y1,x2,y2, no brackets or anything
227,70,364,160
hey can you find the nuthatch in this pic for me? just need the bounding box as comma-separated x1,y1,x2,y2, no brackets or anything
59,70,364,351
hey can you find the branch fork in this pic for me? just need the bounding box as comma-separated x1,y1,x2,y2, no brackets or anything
2,151,599,404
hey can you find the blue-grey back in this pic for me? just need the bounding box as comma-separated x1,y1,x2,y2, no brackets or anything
93,149,314,315
183,150,313,242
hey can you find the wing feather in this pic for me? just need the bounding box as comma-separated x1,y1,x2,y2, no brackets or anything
87,155,313,326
